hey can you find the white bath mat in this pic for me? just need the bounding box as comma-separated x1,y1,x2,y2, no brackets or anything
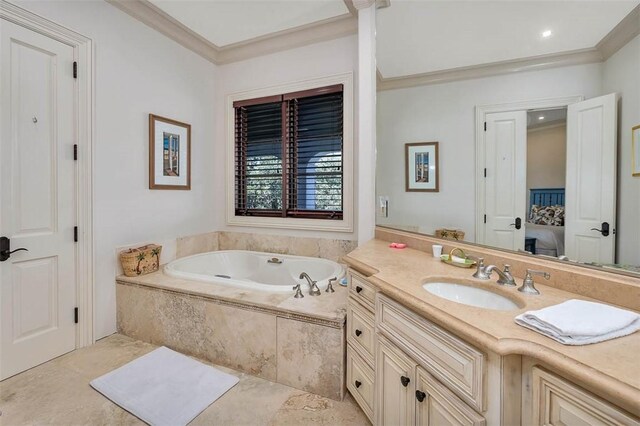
90,346,239,426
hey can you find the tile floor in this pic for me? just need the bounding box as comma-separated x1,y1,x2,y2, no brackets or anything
0,334,369,426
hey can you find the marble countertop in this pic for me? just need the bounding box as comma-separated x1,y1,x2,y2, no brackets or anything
343,239,640,416
116,269,348,327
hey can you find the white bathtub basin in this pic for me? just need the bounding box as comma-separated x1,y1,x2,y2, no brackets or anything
165,250,344,293
423,282,519,311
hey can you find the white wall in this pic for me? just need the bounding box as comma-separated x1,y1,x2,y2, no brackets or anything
603,35,640,265
214,35,359,241
526,124,567,207
377,63,603,241
15,0,218,339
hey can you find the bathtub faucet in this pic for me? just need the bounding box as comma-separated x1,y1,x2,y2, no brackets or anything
267,257,283,264
299,272,321,296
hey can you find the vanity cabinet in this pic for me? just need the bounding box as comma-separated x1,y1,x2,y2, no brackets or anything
346,270,377,423
377,336,485,426
526,365,639,426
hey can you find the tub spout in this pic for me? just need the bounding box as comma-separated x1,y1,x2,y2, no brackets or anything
299,272,321,296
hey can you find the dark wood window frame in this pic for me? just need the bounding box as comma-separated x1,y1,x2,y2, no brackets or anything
234,84,344,220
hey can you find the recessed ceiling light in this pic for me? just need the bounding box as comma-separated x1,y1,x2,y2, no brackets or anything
542,30,552,38
538,116,545,120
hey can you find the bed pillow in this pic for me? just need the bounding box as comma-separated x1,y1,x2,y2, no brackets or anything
529,204,564,226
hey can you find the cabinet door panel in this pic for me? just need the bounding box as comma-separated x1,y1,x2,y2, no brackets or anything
415,366,485,426
377,337,416,426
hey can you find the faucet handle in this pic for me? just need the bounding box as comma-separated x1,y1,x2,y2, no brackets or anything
503,264,511,272
470,257,490,280
292,284,304,298
518,269,550,295
326,277,337,293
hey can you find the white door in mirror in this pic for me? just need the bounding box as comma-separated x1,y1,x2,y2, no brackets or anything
483,111,527,251
565,93,617,264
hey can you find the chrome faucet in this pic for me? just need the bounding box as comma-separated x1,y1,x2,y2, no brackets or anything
518,269,550,295
484,264,516,286
468,256,491,280
299,272,321,296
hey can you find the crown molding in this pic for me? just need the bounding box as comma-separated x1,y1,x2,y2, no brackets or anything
106,0,356,65
378,48,603,91
106,0,219,63
343,0,357,16
216,15,357,64
352,0,390,10
597,3,640,60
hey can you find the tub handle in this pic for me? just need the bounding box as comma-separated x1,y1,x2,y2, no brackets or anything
267,257,283,264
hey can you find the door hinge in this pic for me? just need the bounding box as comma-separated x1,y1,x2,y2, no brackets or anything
74,307,79,324
73,61,78,79
484,214,487,224
484,122,487,131
74,144,78,161
74,226,78,242
484,168,487,178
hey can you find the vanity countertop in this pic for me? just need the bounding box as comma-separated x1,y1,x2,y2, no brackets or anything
343,239,640,416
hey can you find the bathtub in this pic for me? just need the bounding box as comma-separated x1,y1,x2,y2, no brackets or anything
164,250,345,293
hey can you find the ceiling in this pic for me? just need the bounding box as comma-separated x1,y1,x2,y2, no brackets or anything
377,1,639,79
148,0,350,47
527,108,566,130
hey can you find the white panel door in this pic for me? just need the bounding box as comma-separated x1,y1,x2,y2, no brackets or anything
565,94,617,264
484,111,527,251
1,20,77,380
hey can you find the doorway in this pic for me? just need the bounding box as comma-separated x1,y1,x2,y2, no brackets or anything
0,2,94,380
476,94,617,264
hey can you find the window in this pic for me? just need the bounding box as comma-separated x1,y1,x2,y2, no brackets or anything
234,84,343,220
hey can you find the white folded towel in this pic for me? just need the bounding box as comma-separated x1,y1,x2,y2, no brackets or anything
515,299,640,345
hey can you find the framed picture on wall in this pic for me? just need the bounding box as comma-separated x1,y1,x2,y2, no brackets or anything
149,114,191,190
633,124,640,177
405,142,439,192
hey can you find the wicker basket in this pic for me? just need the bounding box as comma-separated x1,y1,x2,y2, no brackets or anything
435,228,465,241
119,244,162,277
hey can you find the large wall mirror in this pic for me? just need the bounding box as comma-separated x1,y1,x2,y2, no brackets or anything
375,1,640,276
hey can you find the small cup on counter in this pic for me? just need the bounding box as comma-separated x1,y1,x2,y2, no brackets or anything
432,244,443,257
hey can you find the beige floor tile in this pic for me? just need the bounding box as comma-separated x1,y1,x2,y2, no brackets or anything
0,334,365,426
269,392,371,426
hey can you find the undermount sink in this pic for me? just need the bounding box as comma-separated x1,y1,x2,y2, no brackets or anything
423,282,519,311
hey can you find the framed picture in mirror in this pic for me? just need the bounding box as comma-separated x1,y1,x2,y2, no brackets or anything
405,142,439,192
149,114,191,190
633,124,640,177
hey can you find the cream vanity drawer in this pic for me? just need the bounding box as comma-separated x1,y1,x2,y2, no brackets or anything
532,367,640,426
347,344,375,423
348,271,376,310
347,300,375,364
376,293,485,412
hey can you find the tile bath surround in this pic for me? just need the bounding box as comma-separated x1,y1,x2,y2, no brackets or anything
116,269,348,400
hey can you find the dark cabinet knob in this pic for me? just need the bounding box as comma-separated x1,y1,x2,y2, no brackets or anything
355,329,362,337
355,286,363,293
416,390,426,402
354,380,362,388
400,375,410,387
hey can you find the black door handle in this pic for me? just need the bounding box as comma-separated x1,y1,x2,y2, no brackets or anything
400,375,410,387
354,329,362,337
509,217,522,230
355,286,363,293
354,380,362,388
590,222,610,237
415,390,426,402
0,236,28,262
